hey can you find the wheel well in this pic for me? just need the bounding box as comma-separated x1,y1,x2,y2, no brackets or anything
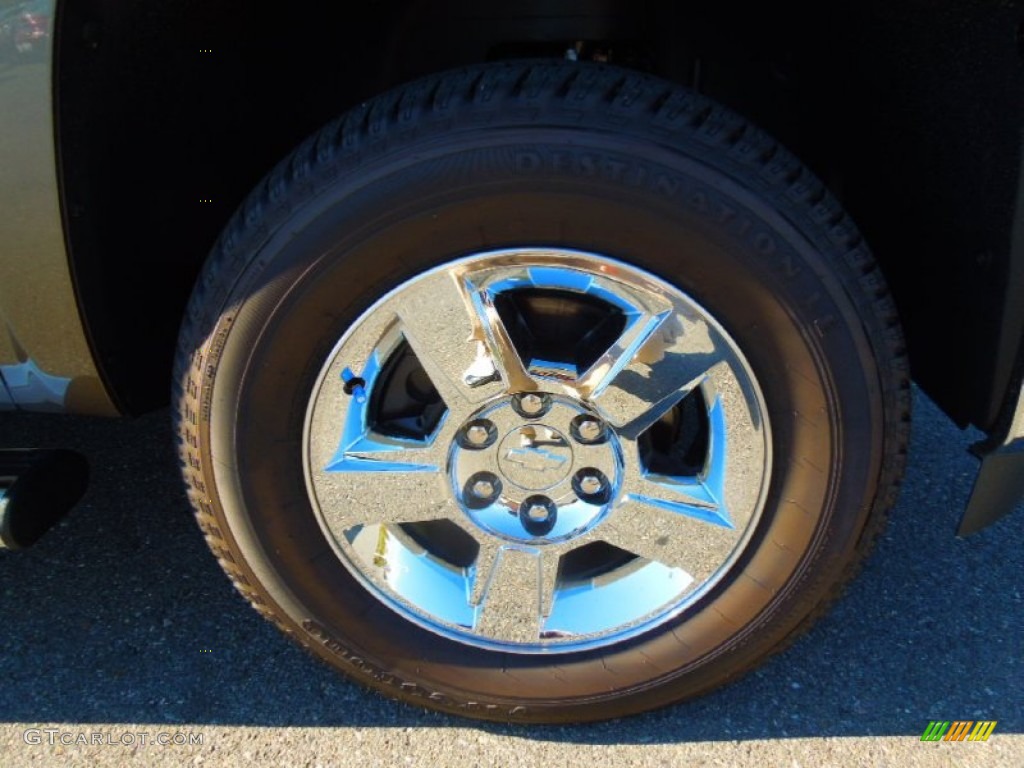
56,0,1024,430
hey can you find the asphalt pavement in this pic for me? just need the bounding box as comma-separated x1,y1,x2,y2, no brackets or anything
0,388,1021,767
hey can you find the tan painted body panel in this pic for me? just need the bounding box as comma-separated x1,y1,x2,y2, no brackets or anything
0,1,116,415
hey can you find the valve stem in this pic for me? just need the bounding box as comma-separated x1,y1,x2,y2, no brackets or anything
341,367,367,404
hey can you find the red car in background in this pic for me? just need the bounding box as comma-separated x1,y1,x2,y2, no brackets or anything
14,8,47,53
0,2,48,59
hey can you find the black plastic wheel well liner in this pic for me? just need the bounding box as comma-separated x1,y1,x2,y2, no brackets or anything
54,0,1024,433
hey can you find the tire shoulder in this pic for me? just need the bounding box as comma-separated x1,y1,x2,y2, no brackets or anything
171,60,910,723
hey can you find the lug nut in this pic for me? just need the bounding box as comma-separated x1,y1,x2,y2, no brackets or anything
472,479,495,499
519,393,544,414
513,392,549,418
573,468,610,504
571,415,607,444
519,495,557,536
459,419,496,449
526,503,551,522
578,474,603,496
464,472,501,509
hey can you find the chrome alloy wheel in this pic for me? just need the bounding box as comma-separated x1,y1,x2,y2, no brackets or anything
304,248,771,652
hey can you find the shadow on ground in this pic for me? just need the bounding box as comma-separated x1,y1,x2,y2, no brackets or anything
0,390,1020,742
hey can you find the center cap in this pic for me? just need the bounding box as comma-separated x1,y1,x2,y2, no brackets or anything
450,395,624,544
497,425,574,490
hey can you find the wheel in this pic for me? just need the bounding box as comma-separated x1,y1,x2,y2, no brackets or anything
175,61,909,722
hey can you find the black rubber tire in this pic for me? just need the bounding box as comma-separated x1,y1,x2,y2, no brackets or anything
174,61,909,723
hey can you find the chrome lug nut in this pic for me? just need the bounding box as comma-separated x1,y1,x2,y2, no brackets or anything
458,419,496,449
464,472,501,509
578,473,603,496
571,414,607,444
519,393,544,414
519,496,557,536
472,479,495,499
527,503,551,522
573,468,611,504
513,392,550,418
577,419,602,442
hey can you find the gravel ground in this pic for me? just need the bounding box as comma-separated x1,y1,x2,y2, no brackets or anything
0,388,1021,767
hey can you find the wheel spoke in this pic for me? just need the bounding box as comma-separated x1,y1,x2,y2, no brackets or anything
600,383,741,575
311,351,460,529
583,312,727,439
574,308,672,399
622,387,732,512
463,273,539,393
471,542,559,644
396,268,536,409
315,463,456,527
597,495,737,581
326,439,444,473
629,472,725,516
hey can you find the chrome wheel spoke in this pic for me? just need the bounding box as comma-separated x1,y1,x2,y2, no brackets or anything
326,440,444,473
574,307,673,400
471,542,559,644
320,411,458,525
597,496,736,581
317,455,456,527
619,387,733,520
461,271,539,394
397,268,536,409
584,312,728,439
628,472,729,523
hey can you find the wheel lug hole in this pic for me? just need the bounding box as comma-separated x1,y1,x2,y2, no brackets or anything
458,419,497,449
464,472,501,509
512,392,551,418
571,415,607,444
519,495,557,536
573,468,610,504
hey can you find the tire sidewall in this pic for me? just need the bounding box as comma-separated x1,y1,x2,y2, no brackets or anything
193,125,885,719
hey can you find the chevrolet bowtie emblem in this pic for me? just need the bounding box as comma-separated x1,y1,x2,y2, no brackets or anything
503,446,569,473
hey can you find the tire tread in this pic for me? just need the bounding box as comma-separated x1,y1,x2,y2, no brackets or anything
173,60,910,722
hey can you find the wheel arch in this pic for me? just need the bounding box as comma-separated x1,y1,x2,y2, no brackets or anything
52,0,1024,441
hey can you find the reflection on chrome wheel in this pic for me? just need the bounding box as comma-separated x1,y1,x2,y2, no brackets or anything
305,249,770,650
177,61,908,723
